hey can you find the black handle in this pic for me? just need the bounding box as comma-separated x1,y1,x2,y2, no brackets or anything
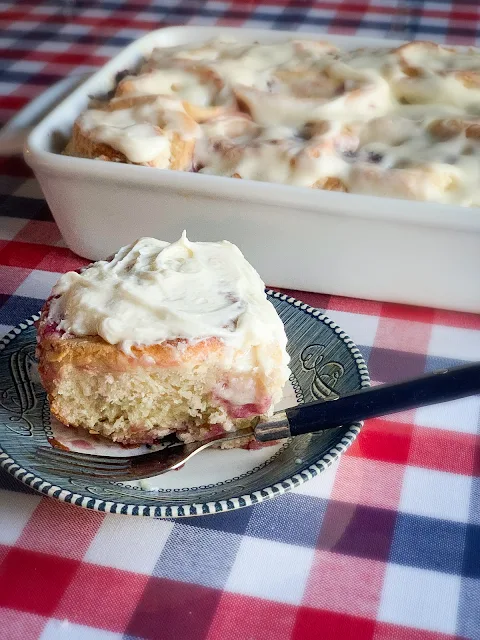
285,362,480,436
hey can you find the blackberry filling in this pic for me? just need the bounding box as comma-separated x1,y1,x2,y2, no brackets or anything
366,151,384,163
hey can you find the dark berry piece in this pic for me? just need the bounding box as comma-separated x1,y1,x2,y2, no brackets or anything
367,151,384,163
343,149,357,160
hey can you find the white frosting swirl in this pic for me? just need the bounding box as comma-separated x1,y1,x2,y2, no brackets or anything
48,234,289,366
80,96,201,165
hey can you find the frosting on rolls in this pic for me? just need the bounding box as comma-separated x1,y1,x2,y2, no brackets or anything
66,37,480,205
79,96,201,165
47,234,290,374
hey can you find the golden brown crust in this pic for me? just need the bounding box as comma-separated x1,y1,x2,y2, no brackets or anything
63,121,128,163
115,64,235,123
348,164,459,201
428,118,464,140
394,43,480,94
302,120,331,138
63,96,196,170
169,133,196,171
202,113,258,142
455,71,480,89
105,95,161,111
182,101,235,124
274,68,342,100
394,41,454,77
428,118,480,141
466,123,480,139
312,176,348,191
37,332,224,378
64,120,195,170
291,40,339,56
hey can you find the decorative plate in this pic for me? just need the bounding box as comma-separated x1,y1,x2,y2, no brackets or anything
0,291,370,518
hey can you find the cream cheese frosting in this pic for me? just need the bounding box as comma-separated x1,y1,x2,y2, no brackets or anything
80,96,201,165
70,38,480,206
47,233,290,372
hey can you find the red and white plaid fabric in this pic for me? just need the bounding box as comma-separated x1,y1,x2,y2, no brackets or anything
1,2,480,639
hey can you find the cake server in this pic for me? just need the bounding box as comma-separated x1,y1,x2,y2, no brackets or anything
34,361,480,480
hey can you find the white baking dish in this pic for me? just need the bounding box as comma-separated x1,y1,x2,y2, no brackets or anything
24,26,480,313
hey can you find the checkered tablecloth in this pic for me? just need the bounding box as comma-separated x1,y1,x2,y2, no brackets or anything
1,1,480,639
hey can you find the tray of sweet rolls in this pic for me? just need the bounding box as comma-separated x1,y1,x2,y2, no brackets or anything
24,27,480,312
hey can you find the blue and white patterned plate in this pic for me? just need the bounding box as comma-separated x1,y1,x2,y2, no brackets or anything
0,291,369,518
